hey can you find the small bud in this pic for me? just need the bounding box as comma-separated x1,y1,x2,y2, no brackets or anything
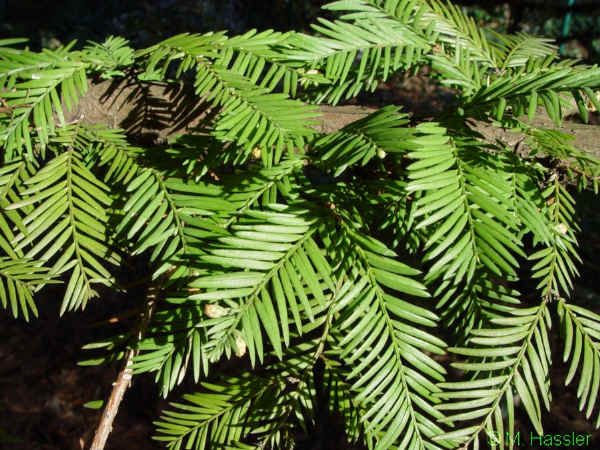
556,223,568,234
377,149,387,159
204,304,228,318
234,333,246,357
252,147,261,159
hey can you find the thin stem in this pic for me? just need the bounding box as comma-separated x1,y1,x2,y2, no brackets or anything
89,285,157,450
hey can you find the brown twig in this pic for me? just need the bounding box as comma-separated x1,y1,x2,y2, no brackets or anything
88,306,144,327
88,284,158,450
560,162,600,180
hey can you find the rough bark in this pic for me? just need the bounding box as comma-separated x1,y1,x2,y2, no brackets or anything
66,77,600,160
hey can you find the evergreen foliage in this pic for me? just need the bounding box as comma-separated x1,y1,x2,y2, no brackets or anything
1,0,600,448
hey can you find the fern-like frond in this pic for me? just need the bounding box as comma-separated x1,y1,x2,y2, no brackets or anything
84,125,145,185
313,105,414,176
154,342,319,449
119,159,302,280
137,30,315,97
490,31,557,71
375,178,422,252
209,72,320,161
434,301,552,449
406,124,524,285
136,32,321,163
0,39,73,90
0,47,87,158
558,301,600,428
81,36,135,78
434,30,556,117
117,166,235,280
529,177,581,298
117,169,210,271
131,203,334,394
435,270,521,341
217,29,312,96
284,12,429,103
188,204,333,364
0,257,54,320
131,294,210,395
1,6,597,449
503,153,553,246
323,218,450,450
6,150,119,313
466,62,600,124
42,124,145,186
154,375,277,449
136,32,227,79
428,43,483,95
0,158,35,258
423,0,496,67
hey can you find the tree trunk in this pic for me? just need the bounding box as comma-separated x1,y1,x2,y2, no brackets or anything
66,77,600,160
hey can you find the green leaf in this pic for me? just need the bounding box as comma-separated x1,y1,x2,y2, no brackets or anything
83,400,105,409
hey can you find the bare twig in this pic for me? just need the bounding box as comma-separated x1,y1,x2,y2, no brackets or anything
88,285,158,450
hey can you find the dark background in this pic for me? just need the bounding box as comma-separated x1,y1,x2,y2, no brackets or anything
1,0,600,60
